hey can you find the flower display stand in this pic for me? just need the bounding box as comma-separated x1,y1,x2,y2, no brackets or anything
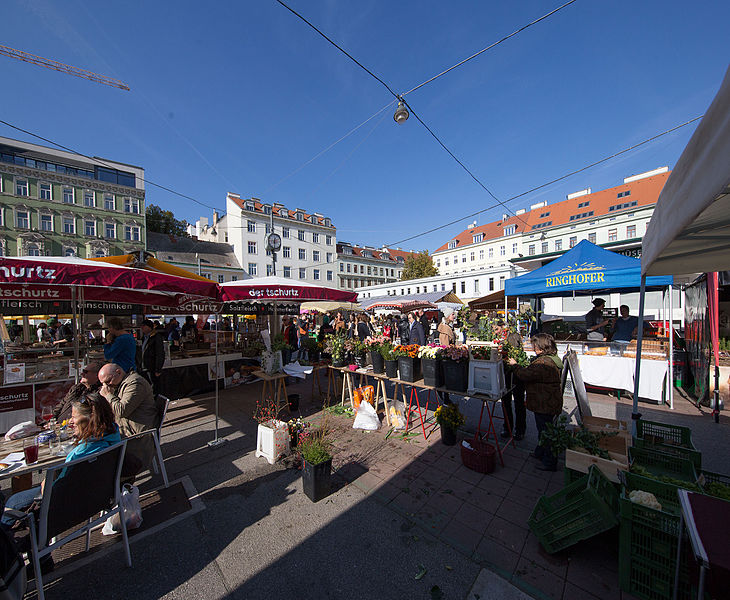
255,420,290,464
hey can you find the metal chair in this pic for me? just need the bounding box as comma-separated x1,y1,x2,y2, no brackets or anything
10,441,130,600
125,395,170,487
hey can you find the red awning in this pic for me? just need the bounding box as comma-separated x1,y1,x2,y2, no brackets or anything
220,276,358,303
0,256,220,307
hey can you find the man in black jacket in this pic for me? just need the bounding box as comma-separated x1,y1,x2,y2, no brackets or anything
418,310,431,343
407,312,426,346
139,319,165,396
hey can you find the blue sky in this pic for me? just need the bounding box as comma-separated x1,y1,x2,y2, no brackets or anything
2,1,728,252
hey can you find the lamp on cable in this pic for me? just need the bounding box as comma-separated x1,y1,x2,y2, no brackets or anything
393,98,409,124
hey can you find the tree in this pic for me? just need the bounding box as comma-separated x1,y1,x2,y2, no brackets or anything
400,250,438,281
146,204,190,237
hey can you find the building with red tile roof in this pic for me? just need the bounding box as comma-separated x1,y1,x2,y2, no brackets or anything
337,242,417,290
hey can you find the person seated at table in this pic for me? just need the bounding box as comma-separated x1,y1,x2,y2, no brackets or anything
103,317,136,373
2,393,121,527
508,333,563,471
611,305,640,343
98,363,157,474
53,361,103,423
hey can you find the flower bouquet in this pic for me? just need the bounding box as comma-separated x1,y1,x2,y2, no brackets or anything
325,334,346,367
394,344,422,383
435,403,465,445
470,345,493,361
419,344,446,387
287,417,310,448
366,335,388,374
441,345,469,392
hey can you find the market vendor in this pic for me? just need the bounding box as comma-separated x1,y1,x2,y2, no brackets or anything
103,317,137,373
611,305,639,343
584,298,610,341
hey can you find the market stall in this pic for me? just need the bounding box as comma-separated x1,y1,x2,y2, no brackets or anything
504,240,674,403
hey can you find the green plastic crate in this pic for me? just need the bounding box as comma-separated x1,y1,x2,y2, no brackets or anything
629,446,698,482
618,472,695,600
633,437,702,470
563,466,584,487
529,466,619,554
636,419,695,449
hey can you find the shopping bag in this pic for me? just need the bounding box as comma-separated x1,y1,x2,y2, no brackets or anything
353,400,380,430
352,385,375,409
102,484,143,535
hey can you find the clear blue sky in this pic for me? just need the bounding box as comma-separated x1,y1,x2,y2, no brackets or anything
2,1,728,252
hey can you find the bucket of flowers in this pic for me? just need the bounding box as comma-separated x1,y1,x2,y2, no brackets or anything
395,344,422,382
434,402,465,446
419,344,446,387
442,345,470,392
365,335,387,373
287,417,310,448
325,334,346,367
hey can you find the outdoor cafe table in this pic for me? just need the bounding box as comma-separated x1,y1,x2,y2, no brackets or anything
0,435,66,490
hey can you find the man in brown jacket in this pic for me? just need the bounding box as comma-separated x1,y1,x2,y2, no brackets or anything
98,363,157,471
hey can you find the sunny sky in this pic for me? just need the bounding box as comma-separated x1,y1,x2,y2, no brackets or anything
2,1,728,252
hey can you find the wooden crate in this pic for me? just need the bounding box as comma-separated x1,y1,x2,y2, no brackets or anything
565,434,629,483
581,415,631,441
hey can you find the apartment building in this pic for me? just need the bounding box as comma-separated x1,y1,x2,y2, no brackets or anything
226,194,336,283
187,210,229,245
337,242,413,290
0,136,145,258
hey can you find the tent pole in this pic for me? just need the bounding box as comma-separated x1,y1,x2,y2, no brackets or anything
632,275,647,436
668,285,674,409
208,310,225,448
72,286,79,385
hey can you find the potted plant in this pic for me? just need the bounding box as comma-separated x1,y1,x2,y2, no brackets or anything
298,428,333,502
380,341,399,378
419,344,445,387
441,346,470,392
395,344,422,383
325,334,346,367
345,338,367,367
271,333,293,365
365,335,386,374
435,402,465,446
300,336,319,363
253,397,289,464
287,417,310,448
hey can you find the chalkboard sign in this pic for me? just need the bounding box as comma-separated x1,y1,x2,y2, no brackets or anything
561,350,592,418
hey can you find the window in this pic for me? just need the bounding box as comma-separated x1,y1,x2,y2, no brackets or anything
326,270,333,281
299,268,306,279
312,233,319,243
617,190,631,199
299,248,306,260
84,190,94,207
555,239,562,251
124,225,140,241
244,201,255,211
488,248,494,258
588,232,596,244
504,225,516,236
500,246,505,256
26,244,40,257
539,211,550,218
247,220,256,233
248,263,257,276
542,242,549,253
489,278,495,291
461,254,466,263
577,201,590,208
263,205,271,215
366,266,371,275
266,264,274,276
265,224,271,235
448,240,457,249
16,179,28,196
627,225,636,238
531,221,553,230
124,198,140,213
474,280,480,294
248,241,257,254
512,243,518,254
470,251,475,261
528,245,535,256
231,275,238,281
499,276,505,289
441,284,446,291
444,258,449,266
283,266,291,278
201,273,211,280
39,182,52,200
40,214,52,231
62,187,74,204
63,216,75,234
296,212,303,221
283,227,290,238
326,252,332,263
64,247,76,257
609,200,638,212
283,246,291,258
298,230,305,241
472,233,483,243
608,229,617,242
569,236,577,248
224,233,229,243
479,250,484,260
16,210,29,229
104,194,114,210
84,220,96,236
340,263,344,272
459,281,465,294
346,264,351,273
313,269,320,280
569,211,594,221
280,208,288,217
313,251,320,262
326,235,332,245
217,274,225,283
105,223,115,239
310,215,317,224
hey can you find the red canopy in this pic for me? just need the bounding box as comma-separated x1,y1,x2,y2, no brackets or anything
0,256,220,307
220,276,357,303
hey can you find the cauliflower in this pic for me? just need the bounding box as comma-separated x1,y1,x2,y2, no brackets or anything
629,490,662,511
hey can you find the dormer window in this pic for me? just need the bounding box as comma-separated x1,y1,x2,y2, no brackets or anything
280,208,288,217
310,215,317,224
263,205,272,215
504,225,516,236
448,240,457,249
296,212,303,221
472,233,484,243
244,201,255,211
324,218,331,227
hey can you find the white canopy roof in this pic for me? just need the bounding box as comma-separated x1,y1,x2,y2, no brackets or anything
641,65,730,276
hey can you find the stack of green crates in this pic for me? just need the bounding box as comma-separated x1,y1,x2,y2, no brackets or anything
529,466,619,554
628,446,698,481
618,471,698,600
635,419,701,471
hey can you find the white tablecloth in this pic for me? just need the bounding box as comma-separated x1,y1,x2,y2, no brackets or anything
577,355,667,402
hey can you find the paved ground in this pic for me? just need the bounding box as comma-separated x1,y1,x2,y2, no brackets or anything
15,371,730,600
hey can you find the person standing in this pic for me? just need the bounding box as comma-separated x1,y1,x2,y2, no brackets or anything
103,317,137,373
419,310,431,343
509,333,563,471
501,332,526,440
438,308,457,346
167,318,181,350
585,298,609,341
407,311,426,346
333,312,346,335
356,314,370,342
139,319,165,396
611,305,639,343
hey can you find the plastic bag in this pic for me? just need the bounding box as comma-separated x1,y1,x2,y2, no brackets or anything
102,484,143,535
353,400,380,430
352,385,375,409
388,407,405,430
4,421,42,441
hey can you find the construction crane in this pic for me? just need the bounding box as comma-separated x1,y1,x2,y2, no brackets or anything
0,44,130,91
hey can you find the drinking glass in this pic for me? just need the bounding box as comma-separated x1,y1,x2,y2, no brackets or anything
41,405,53,424
23,437,39,464
49,436,61,456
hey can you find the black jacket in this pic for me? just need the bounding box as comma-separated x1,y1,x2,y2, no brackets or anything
419,315,431,340
140,330,165,374
408,321,426,346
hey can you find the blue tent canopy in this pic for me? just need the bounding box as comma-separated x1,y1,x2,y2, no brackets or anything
505,240,673,298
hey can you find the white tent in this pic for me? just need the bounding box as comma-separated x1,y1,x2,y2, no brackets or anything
641,65,730,276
